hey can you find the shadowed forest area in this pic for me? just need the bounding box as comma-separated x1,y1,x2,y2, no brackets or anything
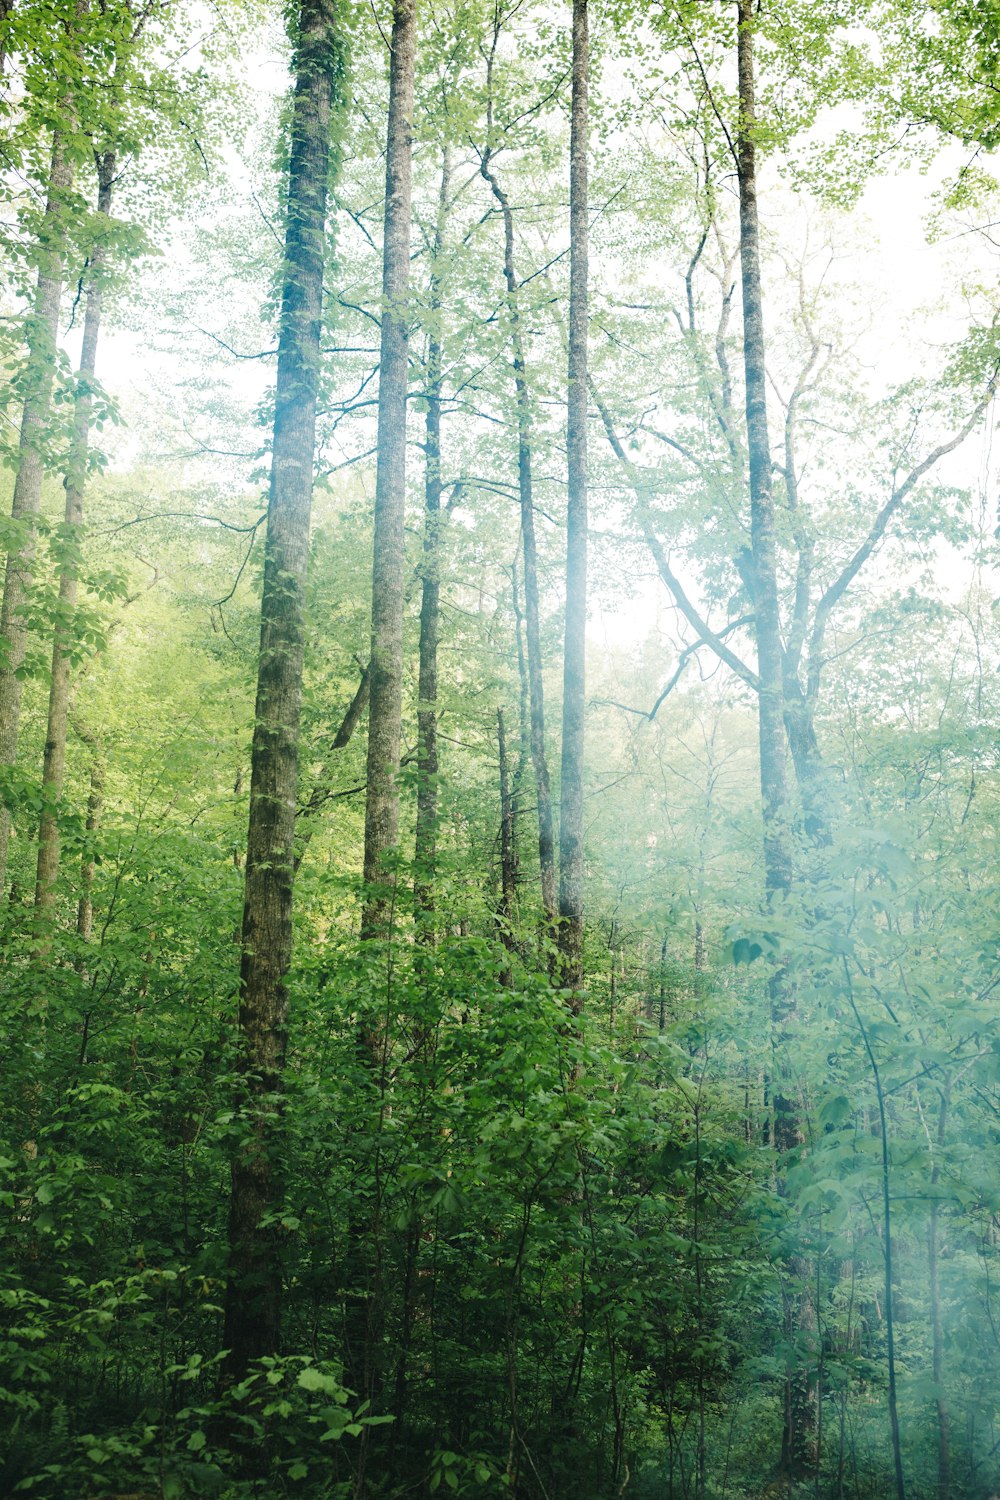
3,0,1000,1496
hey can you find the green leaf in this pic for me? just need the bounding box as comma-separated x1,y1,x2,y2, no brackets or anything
297,1365,342,1394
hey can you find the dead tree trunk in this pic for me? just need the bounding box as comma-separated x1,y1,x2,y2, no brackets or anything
557,0,589,999
222,0,340,1384
34,151,116,916
361,0,417,939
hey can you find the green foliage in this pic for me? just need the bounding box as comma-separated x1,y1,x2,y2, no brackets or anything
3,0,1000,1495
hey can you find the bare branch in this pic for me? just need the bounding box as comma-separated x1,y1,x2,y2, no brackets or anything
592,378,758,691
808,364,1000,696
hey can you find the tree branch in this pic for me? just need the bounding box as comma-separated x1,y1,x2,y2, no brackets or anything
591,378,759,691
807,364,1000,696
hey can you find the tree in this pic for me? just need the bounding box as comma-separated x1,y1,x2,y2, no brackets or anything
557,0,589,996
223,0,343,1382
361,0,417,941
0,135,75,894
33,151,116,916
477,14,560,935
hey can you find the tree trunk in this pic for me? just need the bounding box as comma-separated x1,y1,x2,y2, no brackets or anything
929,1088,951,1500
222,0,340,1385
34,151,116,916
511,560,530,796
497,706,517,980
735,0,814,1476
0,136,74,895
783,673,835,845
658,932,667,1032
557,0,589,1000
414,147,449,939
75,734,103,945
361,0,417,939
292,664,369,874
736,0,791,924
480,156,557,932
0,0,12,75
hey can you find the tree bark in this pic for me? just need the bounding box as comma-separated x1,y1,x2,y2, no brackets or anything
845,966,906,1500
480,155,557,932
361,0,416,939
75,731,103,945
34,151,116,916
497,706,517,980
736,0,791,924
222,0,339,1384
929,1088,951,1500
0,0,12,75
414,147,449,938
782,674,833,844
557,0,589,1000
735,0,814,1477
0,135,74,896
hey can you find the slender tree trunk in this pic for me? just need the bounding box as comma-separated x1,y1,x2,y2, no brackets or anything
736,0,791,924
511,560,530,795
846,968,906,1500
557,0,589,999
414,148,449,938
34,152,115,916
735,0,815,1477
222,0,340,1384
659,932,667,1032
480,156,557,931
0,136,74,895
348,15,416,1470
783,673,835,845
929,1088,950,1500
361,0,416,938
497,706,517,980
293,663,369,873
75,735,102,944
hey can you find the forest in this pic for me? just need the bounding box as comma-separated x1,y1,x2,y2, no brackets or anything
2,0,1000,1495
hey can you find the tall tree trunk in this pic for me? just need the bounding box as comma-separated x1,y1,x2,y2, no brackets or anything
736,0,791,926
497,705,517,981
74,725,103,952
0,136,74,895
414,147,449,938
929,1087,951,1500
658,932,668,1032
735,0,814,1477
480,155,557,932
348,12,416,1469
557,0,589,999
511,560,530,796
361,0,416,939
846,968,906,1500
34,151,116,916
222,0,339,1384
782,674,833,843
